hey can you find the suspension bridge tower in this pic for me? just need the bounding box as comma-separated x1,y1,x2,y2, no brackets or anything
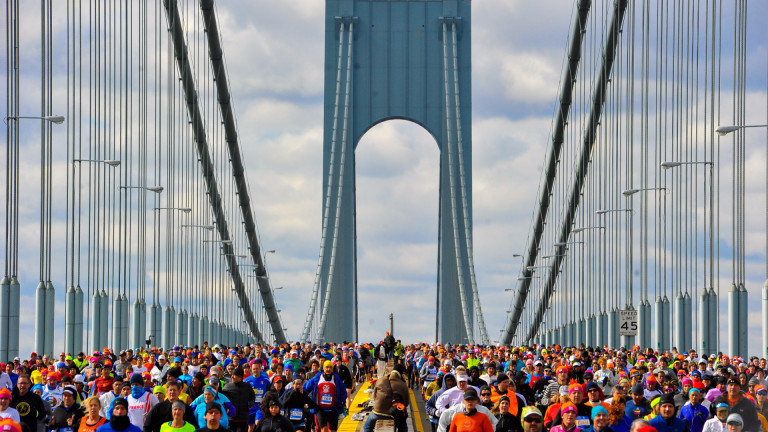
301,0,488,345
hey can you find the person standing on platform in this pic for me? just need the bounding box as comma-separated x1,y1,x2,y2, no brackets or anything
375,343,388,379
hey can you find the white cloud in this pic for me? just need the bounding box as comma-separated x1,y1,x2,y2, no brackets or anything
1,0,768,355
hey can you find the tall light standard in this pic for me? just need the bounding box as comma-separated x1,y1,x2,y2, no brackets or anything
570,226,605,345
715,124,768,135
11,114,67,358
661,161,714,353
120,185,164,193
570,226,605,234
553,241,584,247
717,123,768,357
596,208,633,348
222,253,248,259
73,158,121,166
622,187,667,196
110,185,165,351
554,240,589,345
623,186,669,351
5,115,65,124
263,250,276,269
526,265,552,271
154,207,192,213
522,266,550,339
150,204,190,346
61,158,121,355
181,224,215,231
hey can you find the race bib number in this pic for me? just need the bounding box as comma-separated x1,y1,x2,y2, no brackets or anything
425,374,436,381
575,416,591,427
255,388,264,403
289,408,303,420
320,393,334,405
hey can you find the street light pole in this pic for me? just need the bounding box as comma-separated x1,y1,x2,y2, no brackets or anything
715,124,768,136
624,186,669,351
622,187,667,196
181,224,215,231
5,115,65,124
661,161,714,353
73,158,121,166
120,185,164,193
596,208,633,348
718,124,768,357
154,207,192,213
263,250,276,269
570,226,605,345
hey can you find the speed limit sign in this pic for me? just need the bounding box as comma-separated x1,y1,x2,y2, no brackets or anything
619,310,638,336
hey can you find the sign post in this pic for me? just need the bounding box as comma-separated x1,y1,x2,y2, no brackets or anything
619,310,638,336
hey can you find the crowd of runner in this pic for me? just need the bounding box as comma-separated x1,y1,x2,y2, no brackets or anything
409,344,763,432
0,335,761,432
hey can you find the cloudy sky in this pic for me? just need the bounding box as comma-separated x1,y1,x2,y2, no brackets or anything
2,0,768,356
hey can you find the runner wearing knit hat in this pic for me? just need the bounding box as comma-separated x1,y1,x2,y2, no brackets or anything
0,388,19,424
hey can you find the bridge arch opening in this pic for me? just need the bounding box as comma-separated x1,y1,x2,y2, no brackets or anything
355,119,439,342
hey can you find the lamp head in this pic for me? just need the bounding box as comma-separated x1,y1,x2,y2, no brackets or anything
147,186,164,193
104,160,121,167
47,115,66,124
715,125,740,136
622,189,639,196
660,161,681,169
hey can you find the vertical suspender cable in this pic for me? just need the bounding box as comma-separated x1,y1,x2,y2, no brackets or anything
163,0,264,342
523,0,629,342
200,0,285,343
501,0,591,344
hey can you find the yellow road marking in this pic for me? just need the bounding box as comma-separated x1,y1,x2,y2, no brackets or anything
339,381,372,432
408,388,425,432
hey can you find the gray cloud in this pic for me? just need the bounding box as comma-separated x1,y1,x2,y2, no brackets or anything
2,0,768,354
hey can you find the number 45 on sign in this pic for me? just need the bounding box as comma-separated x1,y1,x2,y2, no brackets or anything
619,310,638,336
